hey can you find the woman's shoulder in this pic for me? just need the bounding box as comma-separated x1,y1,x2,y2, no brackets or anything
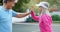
41,14,52,18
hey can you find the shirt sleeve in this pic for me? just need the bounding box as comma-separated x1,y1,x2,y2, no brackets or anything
12,10,17,17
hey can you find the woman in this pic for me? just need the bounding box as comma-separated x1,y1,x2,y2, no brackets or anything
30,2,52,32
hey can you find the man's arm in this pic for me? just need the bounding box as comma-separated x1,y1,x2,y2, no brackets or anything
12,9,31,18
16,12,30,18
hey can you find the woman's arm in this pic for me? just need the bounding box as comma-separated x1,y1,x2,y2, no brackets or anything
31,11,39,21
30,5,39,21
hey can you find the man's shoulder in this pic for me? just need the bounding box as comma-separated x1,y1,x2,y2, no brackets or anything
0,6,3,13
0,6,2,15
0,6,3,10
0,6,2,7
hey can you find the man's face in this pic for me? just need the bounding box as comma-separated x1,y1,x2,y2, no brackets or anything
6,1,15,9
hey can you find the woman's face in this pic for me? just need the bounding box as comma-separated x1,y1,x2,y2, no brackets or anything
38,6,43,12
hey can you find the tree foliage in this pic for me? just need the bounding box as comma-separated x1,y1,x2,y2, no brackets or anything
45,0,60,6
13,0,30,12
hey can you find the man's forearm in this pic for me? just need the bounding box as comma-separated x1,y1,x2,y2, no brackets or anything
16,12,30,18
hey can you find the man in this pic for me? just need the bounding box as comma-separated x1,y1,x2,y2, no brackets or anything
0,0,31,32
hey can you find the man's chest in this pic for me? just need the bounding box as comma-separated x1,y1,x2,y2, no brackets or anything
0,10,12,22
